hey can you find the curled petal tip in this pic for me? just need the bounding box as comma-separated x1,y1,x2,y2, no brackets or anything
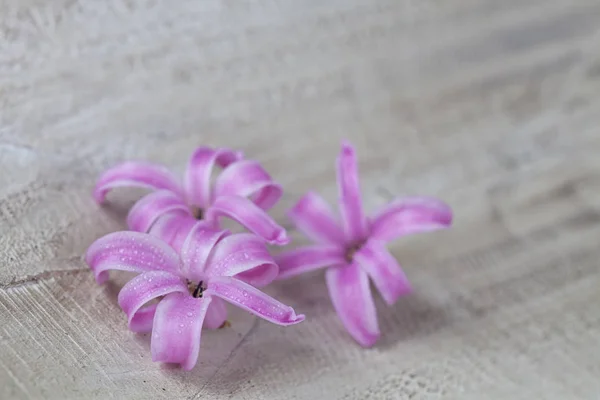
92,188,107,204
386,284,412,305
181,363,195,372
357,333,380,348
443,208,454,226
94,274,108,285
272,230,290,246
93,161,183,204
340,140,355,154
273,310,305,326
289,313,305,324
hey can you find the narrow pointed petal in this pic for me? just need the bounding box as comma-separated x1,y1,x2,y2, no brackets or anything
203,297,228,330
180,223,229,282
184,147,243,209
117,271,188,331
354,241,411,305
129,304,158,333
206,276,304,326
206,195,289,245
150,213,201,254
275,245,346,280
336,142,368,242
151,292,211,370
215,160,283,210
205,233,278,287
126,190,190,233
288,192,344,245
93,161,183,204
369,197,453,242
148,213,190,248
325,263,380,347
86,231,181,284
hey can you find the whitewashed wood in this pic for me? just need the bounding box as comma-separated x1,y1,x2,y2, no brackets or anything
1,0,600,398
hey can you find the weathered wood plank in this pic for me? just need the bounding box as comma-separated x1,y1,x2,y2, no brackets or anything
1,0,600,398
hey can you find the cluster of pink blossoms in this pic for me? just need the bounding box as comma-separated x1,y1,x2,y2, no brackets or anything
87,142,452,369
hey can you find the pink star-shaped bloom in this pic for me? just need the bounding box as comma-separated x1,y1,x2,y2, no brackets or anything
94,146,288,246
275,142,452,347
86,227,304,370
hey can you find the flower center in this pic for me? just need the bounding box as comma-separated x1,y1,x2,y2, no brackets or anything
344,241,364,263
190,206,204,220
187,280,206,298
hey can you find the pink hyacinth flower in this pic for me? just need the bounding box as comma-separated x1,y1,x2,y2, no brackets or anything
86,229,304,370
94,146,288,246
275,142,452,347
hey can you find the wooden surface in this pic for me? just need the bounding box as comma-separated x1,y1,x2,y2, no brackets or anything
1,0,600,399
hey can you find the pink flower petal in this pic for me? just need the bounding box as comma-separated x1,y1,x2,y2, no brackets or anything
117,271,188,331
354,241,411,305
206,276,305,326
204,297,228,330
276,245,346,280
93,161,183,204
205,233,278,288
183,147,243,209
369,197,453,242
336,142,368,243
147,213,191,248
126,190,190,233
206,195,289,245
325,263,380,347
85,231,181,284
151,292,211,370
288,192,345,245
129,304,157,333
180,223,229,282
215,160,282,210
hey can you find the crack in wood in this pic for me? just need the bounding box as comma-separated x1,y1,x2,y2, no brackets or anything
0,268,89,290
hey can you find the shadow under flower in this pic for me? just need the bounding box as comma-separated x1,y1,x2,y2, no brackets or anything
95,187,149,226
374,291,455,350
267,268,456,350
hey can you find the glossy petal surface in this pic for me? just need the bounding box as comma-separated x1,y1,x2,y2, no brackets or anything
326,263,380,347
86,231,181,284
94,161,182,203
206,276,304,326
151,292,211,370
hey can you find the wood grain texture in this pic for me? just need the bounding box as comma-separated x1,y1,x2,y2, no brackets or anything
1,0,600,398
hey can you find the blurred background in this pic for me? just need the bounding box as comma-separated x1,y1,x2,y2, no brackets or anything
1,1,599,399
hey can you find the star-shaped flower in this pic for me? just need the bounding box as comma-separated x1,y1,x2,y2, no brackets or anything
275,142,452,347
94,146,288,246
86,227,304,370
